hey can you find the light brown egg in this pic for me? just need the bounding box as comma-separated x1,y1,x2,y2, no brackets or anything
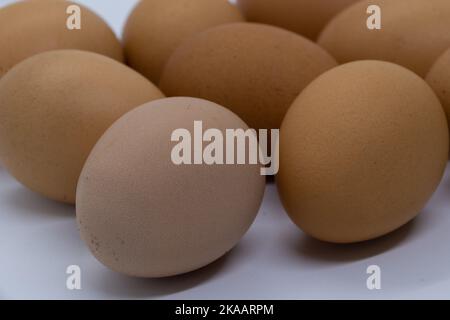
76,97,265,278
160,22,337,130
0,0,123,79
318,0,450,77
0,50,164,204
277,61,448,244
123,0,244,83
236,0,359,40
426,48,450,141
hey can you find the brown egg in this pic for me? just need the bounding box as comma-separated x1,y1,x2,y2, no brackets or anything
318,0,450,77
426,48,450,141
160,22,337,130
76,97,265,278
236,0,359,40
277,61,448,244
0,50,164,204
123,0,244,83
0,0,123,79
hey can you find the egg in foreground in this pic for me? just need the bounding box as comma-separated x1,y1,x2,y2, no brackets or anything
76,97,266,277
277,61,449,243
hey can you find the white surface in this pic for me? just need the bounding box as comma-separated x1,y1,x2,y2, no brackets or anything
2,0,450,300
2,163,450,300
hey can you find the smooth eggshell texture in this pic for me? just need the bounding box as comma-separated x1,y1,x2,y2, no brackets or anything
76,97,266,277
277,61,448,243
318,0,450,77
0,50,164,204
426,48,450,141
236,0,359,40
160,22,337,130
0,0,123,78
123,0,244,83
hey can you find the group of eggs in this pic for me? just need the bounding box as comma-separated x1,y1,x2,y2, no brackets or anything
1,0,450,278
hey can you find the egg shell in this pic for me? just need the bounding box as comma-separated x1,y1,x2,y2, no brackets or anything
277,61,449,243
0,0,123,78
76,97,266,278
160,22,337,130
123,0,244,83
236,0,359,40
426,48,450,142
318,0,450,77
0,50,164,204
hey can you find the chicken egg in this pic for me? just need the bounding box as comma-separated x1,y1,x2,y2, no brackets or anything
0,50,164,204
318,0,450,77
123,0,244,83
0,0,123,78
277,61,448,243
236,0,359,40
160,22,337,130
426,48,450,142
76,97,265,277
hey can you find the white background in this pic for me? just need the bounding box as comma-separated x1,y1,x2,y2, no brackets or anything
1,0,450,300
